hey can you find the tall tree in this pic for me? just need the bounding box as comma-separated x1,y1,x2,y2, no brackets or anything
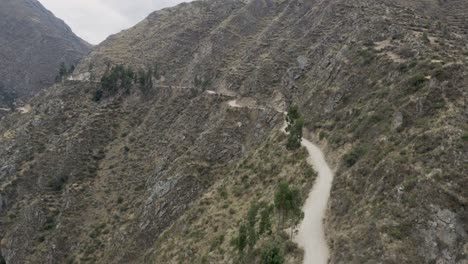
274,181,303,237
286,105,304,150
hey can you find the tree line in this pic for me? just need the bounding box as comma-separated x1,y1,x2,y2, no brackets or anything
93,64,160,102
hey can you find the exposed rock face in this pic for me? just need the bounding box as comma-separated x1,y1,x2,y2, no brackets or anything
0,0,90,107
0,0,467,263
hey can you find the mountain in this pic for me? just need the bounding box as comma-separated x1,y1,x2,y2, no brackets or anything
0,0,466,263
0,0,90,108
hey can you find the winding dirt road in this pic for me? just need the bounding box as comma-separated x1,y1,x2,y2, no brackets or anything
228,99,334,264
294,138,334,264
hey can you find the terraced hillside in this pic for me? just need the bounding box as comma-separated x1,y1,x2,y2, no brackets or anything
0,0,466,263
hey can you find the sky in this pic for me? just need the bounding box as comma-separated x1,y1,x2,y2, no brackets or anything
38,0,189,45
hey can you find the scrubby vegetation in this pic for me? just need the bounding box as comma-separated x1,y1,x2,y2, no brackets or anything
230,180,303,263
152,132,316,264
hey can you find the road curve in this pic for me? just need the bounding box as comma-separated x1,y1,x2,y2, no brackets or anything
227,99,334,264
294,138,334,264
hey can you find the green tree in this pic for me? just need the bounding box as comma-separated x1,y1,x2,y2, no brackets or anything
259,206,272,235
233,223,248,253
56,62,75,82
286,105,300,130
285,105,303,150
100,65,135,94
246,203,259,249
247,224,257,250
138,67,153,95
260,242,284,264
274,181,303,236
59,62,67,77
93,89,103,102
287,117,304,150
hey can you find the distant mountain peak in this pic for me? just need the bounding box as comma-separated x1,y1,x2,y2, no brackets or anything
0,0,90,107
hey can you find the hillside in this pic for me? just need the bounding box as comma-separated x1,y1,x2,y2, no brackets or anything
0,0,467,263
0,0,90,109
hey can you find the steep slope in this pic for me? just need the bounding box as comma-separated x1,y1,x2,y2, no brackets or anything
0,0,90,108
0,0,467,263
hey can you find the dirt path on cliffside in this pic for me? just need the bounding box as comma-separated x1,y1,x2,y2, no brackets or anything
294,138,334,264
228,99,334,264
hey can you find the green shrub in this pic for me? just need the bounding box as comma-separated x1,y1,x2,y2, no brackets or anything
461,134,468,141
432,67,449,81
343,145,368,167
93,89,103,102
357,49,375,65
260,242,284,264
48,175,68,191
407,74,427,92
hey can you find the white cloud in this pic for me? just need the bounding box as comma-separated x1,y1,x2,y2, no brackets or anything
38,0,189,44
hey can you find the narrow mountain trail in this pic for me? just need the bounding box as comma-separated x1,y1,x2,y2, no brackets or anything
227,99,334,264
228,99,243,108
294,138,334,264
16,104,32,114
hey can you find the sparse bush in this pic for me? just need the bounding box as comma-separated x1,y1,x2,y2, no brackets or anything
422,32,430,44
218,186,228,200
210,234,225,251
432,67,449,81
357,49,375,65
194,76,212,89
48,175,68,191
318,131,327,140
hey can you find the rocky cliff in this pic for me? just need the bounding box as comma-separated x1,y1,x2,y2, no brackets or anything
0,0,466,263
0,0,90,108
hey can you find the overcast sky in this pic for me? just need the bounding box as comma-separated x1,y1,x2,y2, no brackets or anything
38,0,189,45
